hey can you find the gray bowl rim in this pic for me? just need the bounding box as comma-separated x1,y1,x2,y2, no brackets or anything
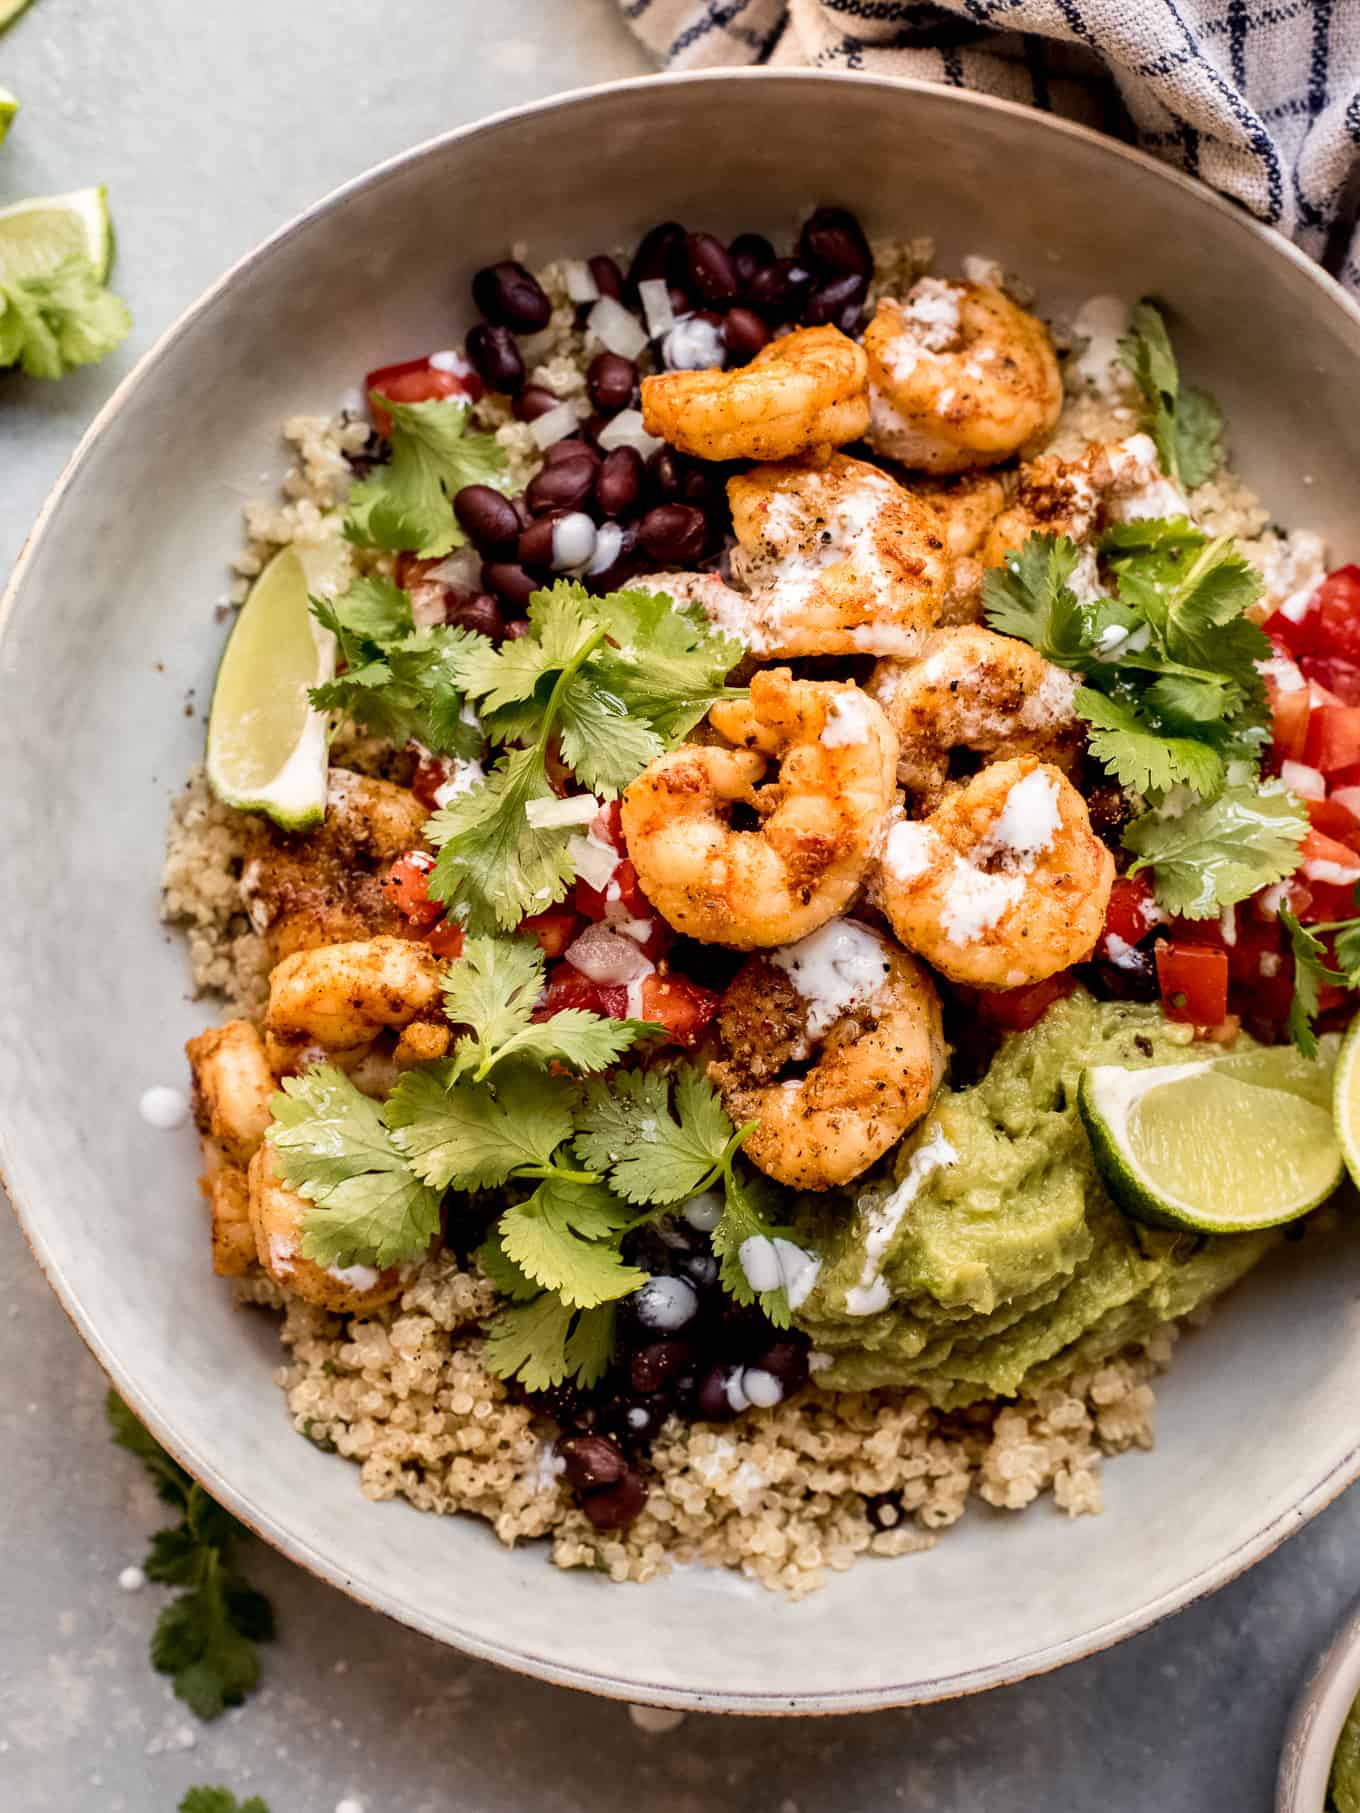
6,65,1360,1713
1278,1594,1360,1811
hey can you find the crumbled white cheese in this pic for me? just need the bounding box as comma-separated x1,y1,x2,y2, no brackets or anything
1070,294,1131,398
883,819,937,883
820,689,874,747
1259,528,1327,616
118,1565,146,1592
138,1085,189,1130
432,757,486,808
663,314,726,371
770,919,892,1037
985,767,1062,860
1103,433,1191,521
1103,933,1144,972
962,253,1004,287
845,1129,958,1316
901,277,963,352
326,1261,381,1292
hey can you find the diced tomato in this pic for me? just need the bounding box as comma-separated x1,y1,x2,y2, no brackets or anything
576,855,652,924
422,918,465,961
1225,913,1281,984
1164,913,1230,952
971,972,1078,1033
411,753,452,812
1299,826,1360,875
538,963,630,1023
1307,796,1360,853
1312,565,1360,663
1300,653,1360,706
1263,606,1322,659
365,355,481,436
383,850,443,928
1155,942,1229,1026
1304,705,1360,773
518,903,584,958
1100,873,1160,951
590,800,626,852
1268,684,1312,764
635,973,719,1048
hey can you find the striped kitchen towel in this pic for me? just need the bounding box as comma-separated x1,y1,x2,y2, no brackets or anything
618,0,1360,292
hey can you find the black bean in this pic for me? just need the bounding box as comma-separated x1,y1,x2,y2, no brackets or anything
526,458,596,516
804,270,867,333
686,231,738,304
516,515,562,569
587,351,639,415
453,483,520,554
746,258,814,318
676,1252,718,1290
542,436,601,469
594,445,643,519
629,1340,696,1396
557,1433,628,1492
646,448,717,509
445,591,508,641
466,323,525,394
722,306,770,366
588,254,624,302
1086,953,1159,1004
581,1470,647,1530
483,562,539,611
513,383,559,422
729,232,775,292
638,503,707,565
626,220,687,294
865,1491,904,1532
798,205,873,279
471,259,551,332
752,1340,809,1392
581,410,613,448
694,1364,738,1423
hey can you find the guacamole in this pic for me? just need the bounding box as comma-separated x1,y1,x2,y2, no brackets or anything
793,992,1279,1405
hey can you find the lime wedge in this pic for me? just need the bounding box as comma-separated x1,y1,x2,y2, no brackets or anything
1079,1042,1343,1233
0,185,115,285
0,0,36,31
206,541,349,830
0,88,18,145
1332,1018,1360,1189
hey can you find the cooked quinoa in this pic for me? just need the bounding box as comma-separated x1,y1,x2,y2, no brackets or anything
159,235,1280,1596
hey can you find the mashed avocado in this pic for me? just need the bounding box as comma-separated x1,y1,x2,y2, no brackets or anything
793,992,1278,1405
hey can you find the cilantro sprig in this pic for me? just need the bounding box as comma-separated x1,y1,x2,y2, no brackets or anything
0,253,131,380
180,1791,271,1813
106,1394,274,1721
345,393,508,558
426,581,742,933
1281,908,1360,1056
1124,782,1308,919
1118,300,1224,490
309,575,484,758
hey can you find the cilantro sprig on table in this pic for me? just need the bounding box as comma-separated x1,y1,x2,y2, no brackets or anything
345,392,509,559
425,580,743,933
0,253,132,379
180,1791,271,1813
262,934,786,1390
106,1394,274,1721
983,518,1307,916
1118,300,1225,491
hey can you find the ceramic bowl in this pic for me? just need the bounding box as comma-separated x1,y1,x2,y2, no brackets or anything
4,70,1360,1715
1279,1598,1360,1811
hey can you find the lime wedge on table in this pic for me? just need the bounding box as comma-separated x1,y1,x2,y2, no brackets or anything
0,88,17,145
1079,1042,1343,1233
0,185,115,283
206,543,347,830
0,0,37,29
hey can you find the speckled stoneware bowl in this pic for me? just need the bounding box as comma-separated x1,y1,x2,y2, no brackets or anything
1279,1598,1360,1811
5,70,1360,1714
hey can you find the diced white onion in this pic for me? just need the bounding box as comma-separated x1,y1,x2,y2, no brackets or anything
516,326,559,366
588,521,625,577
1281,759,1327,800
587,294,648,360
564,924,654,984
638,277,675,340
562,259,600,304
1332,787,1360,818
567,831,619,892
595,407,664,459
525,793,601,830
529,401,583,450
550,512,597,573
426,546,483,589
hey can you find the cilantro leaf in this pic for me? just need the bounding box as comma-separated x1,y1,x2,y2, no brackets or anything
482,1295,617,1393
498,1175,644,1309
555,674,665,796
1123,781,1308,917
1333,920,1360,982
385,1063,577,1190
981,533,1092,663
0,253,131,380
267,1065,441,1268
106,1394,274,1722
1075,687,1226,797
309,577,485,758
1104,529,1267,694
425,745,579,933
345,394,507,558
1279,910,1345,1058
1118,301,1223,489
710,1165,794,1328
586,585,745,742
442,934,643,1079
575,1064,736,1206
459,584,602,715
180,1791,272,1813
475,1228,542,1301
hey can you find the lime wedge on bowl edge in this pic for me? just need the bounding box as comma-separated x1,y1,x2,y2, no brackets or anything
206,543,346,831
0,185,115,283
1332,1017,1360,1190
1079,1040,1343,1233
0,88,18,145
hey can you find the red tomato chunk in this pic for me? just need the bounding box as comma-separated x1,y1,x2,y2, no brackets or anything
383,851,443,929
1155,943,1229,1026
365,355,481,436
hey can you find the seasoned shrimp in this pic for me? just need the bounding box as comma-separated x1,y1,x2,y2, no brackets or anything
864,279,1062,475
979,433,1190,573
710,922,946,1190
640,325,869,463
620,669,897,948
197,1144,257,1277
723,453,950,658
247,1145,407,1313
867,627,1080,812
876,757,1113,989
264,934,444,1072
242,769,428,962
186,1018,275,1166
916,471,1010,624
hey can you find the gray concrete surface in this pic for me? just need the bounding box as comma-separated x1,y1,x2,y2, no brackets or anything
3,3,1360,1809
